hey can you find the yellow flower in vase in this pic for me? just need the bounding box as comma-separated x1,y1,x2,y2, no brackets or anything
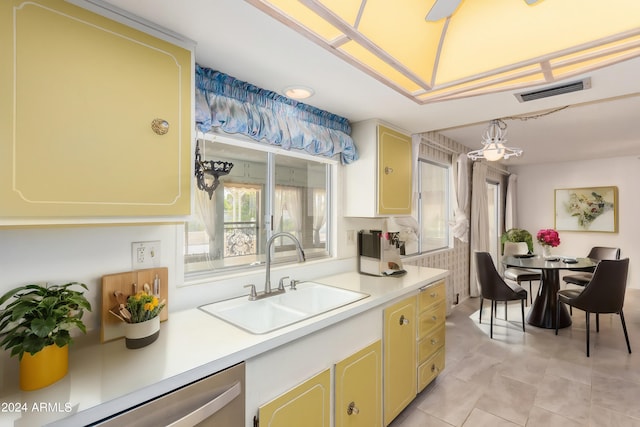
122,289,166,349
126,292,165,323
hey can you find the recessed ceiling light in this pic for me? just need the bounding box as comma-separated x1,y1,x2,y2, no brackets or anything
283,85,314,100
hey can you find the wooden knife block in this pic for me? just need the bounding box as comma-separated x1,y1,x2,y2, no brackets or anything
101,267,168,343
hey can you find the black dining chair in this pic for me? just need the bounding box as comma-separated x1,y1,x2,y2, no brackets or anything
556,258,631,357
475,252,527,339
502,241,540,305
563,246,621,287
563,246,620,315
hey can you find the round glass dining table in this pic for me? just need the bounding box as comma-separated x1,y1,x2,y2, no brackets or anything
502,255,597,329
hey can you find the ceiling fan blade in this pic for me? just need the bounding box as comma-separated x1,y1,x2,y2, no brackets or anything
524,0,543,4
425,0,463,21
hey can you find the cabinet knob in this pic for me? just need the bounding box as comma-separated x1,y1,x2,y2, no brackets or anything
347,401,360,415
151,118,170,135
431,364,440,373
399,315,410,326
430,292,438,298
384,166,394,174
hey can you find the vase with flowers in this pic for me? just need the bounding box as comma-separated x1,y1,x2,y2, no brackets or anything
536,228,560,259
120,290,165,349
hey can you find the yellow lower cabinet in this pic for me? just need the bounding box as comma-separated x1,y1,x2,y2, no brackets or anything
258,368,330,427
417,326,445,364
417,302,446,339
335,341,382,427
418,348,445,391
383,295,417,426
416,280,447,392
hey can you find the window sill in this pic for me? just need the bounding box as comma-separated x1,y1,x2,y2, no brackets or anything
402,247,454,263
180,256,352,289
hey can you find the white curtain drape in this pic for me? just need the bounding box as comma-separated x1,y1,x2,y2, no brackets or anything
274,188,284,233
288,188,302,239
275,186,302,239
505,174,518,230
469,162,490,297
450,153,470,242
195,184,220,260
312,189,326,244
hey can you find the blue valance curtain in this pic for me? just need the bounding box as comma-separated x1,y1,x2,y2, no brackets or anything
196,64,358,164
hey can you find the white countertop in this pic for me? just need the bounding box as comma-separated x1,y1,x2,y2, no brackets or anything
0,265,448,426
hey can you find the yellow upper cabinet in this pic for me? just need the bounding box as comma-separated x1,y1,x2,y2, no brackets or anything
0,0,193,222
344,120,412,217
377,126,412,214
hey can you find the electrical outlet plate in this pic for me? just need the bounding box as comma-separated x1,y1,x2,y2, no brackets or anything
131,241,161,269
346,230,356,245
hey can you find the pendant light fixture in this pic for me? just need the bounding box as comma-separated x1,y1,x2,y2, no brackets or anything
467,119,523,161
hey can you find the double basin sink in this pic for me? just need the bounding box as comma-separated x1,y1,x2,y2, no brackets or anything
199,282,369,334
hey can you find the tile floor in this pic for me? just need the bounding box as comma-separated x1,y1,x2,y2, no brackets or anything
390,285,640,427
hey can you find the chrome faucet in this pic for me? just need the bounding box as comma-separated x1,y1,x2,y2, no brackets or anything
263,232,305,296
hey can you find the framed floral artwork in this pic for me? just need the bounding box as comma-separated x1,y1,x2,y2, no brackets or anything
554,186,618,232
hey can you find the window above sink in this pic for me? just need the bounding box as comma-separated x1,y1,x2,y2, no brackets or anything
185,135,335,278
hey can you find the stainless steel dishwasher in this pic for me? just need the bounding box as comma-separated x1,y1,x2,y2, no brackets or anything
94,362,245,427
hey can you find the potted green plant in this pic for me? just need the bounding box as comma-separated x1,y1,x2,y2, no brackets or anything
0,282,91,390
500,228,534,254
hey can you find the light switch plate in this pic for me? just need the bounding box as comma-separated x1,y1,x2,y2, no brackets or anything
131,241,161,269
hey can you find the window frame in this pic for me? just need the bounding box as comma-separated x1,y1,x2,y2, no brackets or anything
185,134,335,279
417,158,453,254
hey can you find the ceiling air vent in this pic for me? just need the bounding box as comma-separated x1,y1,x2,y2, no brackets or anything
515,78,591,102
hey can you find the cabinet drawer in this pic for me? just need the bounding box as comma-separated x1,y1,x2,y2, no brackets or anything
417,301,446,339
418,281,446,311
417,348,445,392
418,326,445,363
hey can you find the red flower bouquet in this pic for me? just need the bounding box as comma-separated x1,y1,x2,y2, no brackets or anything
537,229,560,247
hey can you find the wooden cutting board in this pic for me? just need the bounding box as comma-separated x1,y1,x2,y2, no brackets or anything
101,267,168,343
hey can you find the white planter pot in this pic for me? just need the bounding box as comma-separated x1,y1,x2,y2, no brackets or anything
124,316,160,349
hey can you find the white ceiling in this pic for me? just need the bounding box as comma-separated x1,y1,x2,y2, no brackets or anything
103,0,640,166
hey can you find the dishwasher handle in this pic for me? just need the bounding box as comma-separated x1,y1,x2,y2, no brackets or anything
167,381,242,427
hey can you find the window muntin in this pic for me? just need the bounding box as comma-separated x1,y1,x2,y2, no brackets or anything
185,138,331,276
418,159,451,253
